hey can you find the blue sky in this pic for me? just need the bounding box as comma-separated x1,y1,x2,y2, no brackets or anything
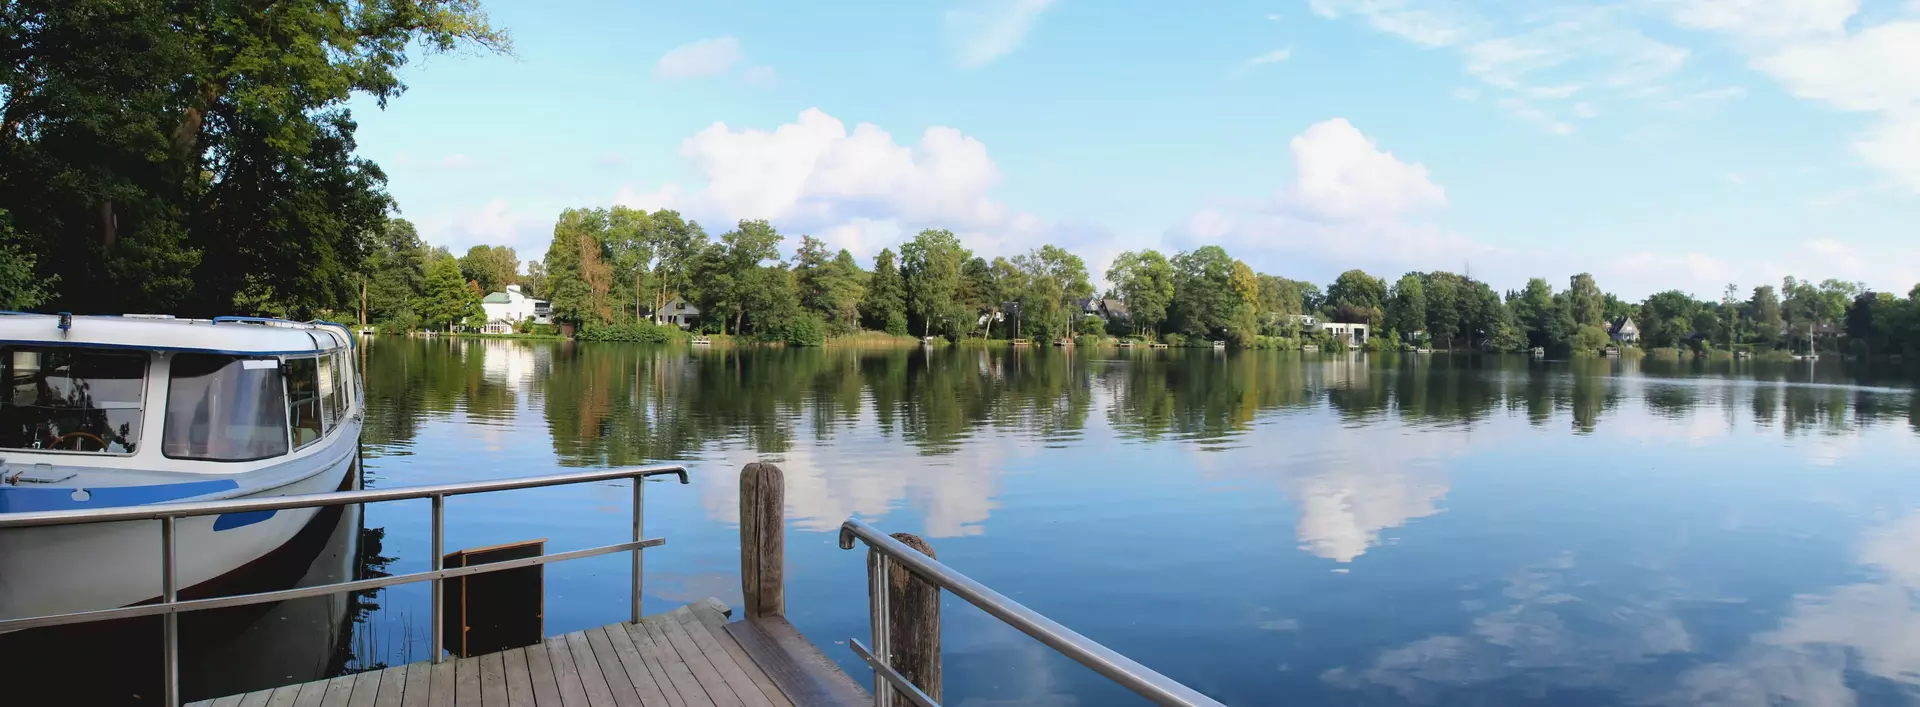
347,0,1920,300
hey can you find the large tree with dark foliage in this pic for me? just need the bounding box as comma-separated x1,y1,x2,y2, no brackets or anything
0,0,507,316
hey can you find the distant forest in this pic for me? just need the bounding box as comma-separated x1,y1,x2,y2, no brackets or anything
354,206,1912,357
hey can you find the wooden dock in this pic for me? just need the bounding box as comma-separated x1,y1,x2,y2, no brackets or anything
188,599,868,707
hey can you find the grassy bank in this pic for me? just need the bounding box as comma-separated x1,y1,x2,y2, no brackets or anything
826,330,926,348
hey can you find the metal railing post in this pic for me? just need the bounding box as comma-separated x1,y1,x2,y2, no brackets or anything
631,477,644,624
430,494,445,664
870,548,893,707
161,516,179,707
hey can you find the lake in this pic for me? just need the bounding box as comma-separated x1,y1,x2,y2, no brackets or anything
31,338,1920,705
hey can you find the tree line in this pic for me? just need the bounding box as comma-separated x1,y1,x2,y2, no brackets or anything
355,203,1913,358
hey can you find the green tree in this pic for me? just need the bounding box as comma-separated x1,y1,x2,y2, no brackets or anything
417,250,481,331
862,248,907,334
523,261,548,299
362,218,428,329
645,210,708,318
1326,269,1387,324
960,256,1000,337
1106,250,1175,336
602,206,654,322
1749,285,1782,344
793,237,865,335
1011,245,1092,341
1568,273,1606,328
1387,274,1427,341
704,220,784,335
1508,277,1571,349
0,0,507,317
0,210,53,309
900,229,970,338
458,245,521,296
544,208,613,327
1168,246,1241,339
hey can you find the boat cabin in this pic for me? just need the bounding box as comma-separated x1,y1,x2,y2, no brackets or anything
0,314,358,476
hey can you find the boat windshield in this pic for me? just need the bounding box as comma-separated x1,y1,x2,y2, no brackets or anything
163,353,289,462
0,346,148,454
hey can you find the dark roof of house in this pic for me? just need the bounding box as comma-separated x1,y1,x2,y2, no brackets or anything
1610,315,1637,333
1100,299,1128,317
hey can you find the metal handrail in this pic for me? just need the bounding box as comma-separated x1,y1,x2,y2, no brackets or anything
0,464,689,707
838,518,1226,707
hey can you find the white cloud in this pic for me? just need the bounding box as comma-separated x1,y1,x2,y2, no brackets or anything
1247,47,1294,65
442,154,477,169
614,108,1043,259
741,65,779,87
1284,118,1448,219
1666,1,1920,193
411,197,552,255
1308,0,1476,47
654,37,746,80
1169,118,1488,279
1668,0,1860,40
1312,2,1698,134
944,0,1058,69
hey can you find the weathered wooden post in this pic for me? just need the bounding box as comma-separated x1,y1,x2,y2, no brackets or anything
869,533,942,703
739,462,785,619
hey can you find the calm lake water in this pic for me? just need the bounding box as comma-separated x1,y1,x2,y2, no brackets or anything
38,338,1920,705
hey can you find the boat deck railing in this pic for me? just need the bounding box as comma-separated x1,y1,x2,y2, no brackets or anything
838,517,1226,707
0,464,690,707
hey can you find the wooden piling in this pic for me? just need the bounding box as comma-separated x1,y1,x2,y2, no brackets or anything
739,462,786,619
868,533,941,703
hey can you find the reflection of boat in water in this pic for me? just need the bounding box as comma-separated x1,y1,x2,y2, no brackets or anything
0,454,366,705
0,314,361,622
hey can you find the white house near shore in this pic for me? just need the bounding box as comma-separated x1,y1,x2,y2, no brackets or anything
480,285,550,333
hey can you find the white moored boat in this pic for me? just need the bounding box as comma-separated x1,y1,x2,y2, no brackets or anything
0,313,361,622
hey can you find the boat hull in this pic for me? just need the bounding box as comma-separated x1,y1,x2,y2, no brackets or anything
0,425,360,622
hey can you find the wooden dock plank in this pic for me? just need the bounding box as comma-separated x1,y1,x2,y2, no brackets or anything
525,639,566,707
672,607,778,707
374,665,409,707
563,630,621,707
429,661,456,707
456,656,484,706
723,618,869,707
401,663,432,707
292,680,330,707
320,675,358,707
348,669,383,707
635,618,715,707
504,647,538,707
239,688,276,707
543,635,593,707
617,620,688,707
193,600,863,707
656,610,746,707
687,602,792,707
598,623,676,707
482,651,511,707
584,626,647,707
264,685,302,707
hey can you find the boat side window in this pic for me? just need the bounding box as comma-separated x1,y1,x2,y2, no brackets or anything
163,354,289,462
0,346,146,454
317,354,338,433
287,357,322,448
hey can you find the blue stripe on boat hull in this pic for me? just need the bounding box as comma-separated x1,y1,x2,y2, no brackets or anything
0,479,240,513
212,509,277,530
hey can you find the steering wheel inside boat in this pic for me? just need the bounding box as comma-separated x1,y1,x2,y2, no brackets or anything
52,431,109,452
